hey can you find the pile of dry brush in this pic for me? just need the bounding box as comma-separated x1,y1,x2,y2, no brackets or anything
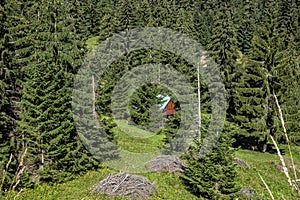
234,157,250,168
90,173,155,199
146,155,186,173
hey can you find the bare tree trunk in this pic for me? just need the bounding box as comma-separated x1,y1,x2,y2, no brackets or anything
262,143,267,153
196,55,207,141
92,74,100,128
197,62,201,141
92,74,96,120
10,148,27,192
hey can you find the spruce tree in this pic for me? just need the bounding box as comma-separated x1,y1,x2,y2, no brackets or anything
279,0,299,47
232,0,298,150
0,1,12,191
235,0,259,54
182,114,240,199
135,0,152,27
192,0,214,46
18,0,97,183
0,0,35,190
148,0,175,28
206,1,239,121
277,37,300,144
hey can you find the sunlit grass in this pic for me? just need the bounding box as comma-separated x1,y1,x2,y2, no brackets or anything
235,149,300,199
5,148,300,200
112,120,166,153
5,118,300,199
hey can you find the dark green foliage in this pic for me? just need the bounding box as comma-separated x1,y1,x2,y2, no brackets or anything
231,0,300,149
129,84,162,126
279,40,300,144
206,1,239,120
231,56,268,147
235,0,258,54
96,0,119,42
0,0,300,197
149,0,175,28
278,0,299,46
17,0,97,184
160,111,181,146
182,114,240,199
231,1,298,151
0,0,34,191
0,3,11,188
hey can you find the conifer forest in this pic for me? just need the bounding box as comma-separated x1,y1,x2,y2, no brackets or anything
0,0,300,199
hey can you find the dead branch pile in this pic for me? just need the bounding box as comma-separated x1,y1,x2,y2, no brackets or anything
275,163,285,172
273,158,298,173
234,158,250,168
90,173,155,199
241,187,256,198
146,155,187,173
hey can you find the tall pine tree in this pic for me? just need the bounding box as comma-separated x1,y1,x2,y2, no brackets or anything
233,0,298,151
18,0,97,183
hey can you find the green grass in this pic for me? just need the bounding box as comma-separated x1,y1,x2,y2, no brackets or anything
4,118,300,199
112,120,166,153
235,148,300,199
104,120,167,172
5,168,198,200
4,148,300,200
115,120,161,138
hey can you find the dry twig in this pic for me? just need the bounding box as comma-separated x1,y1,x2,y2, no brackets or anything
258,173,275,200
9,148,27,191
270,135,292,186
273,91,297,180
0,153,13,191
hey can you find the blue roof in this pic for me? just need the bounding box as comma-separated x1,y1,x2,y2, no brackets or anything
157,94,171,111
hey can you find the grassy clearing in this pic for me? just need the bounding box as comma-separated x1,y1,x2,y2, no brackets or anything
112,120,166,153
106,120,167,172
6,169,198,200
235,149,300,199
4,148,300,200
4,118,300,199
115,120,160,138
4,167,114,200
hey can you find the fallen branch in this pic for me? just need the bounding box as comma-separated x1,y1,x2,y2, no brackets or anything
270,135,292,186
273,91,297,180
13,188,23,200
9,148,27,191
0,153,13,191
258,173,275,200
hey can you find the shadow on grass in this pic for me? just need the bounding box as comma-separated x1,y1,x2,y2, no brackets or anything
233,134,286,155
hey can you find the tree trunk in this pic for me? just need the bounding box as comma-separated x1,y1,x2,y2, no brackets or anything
262,134,268,153
262,143,267,153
